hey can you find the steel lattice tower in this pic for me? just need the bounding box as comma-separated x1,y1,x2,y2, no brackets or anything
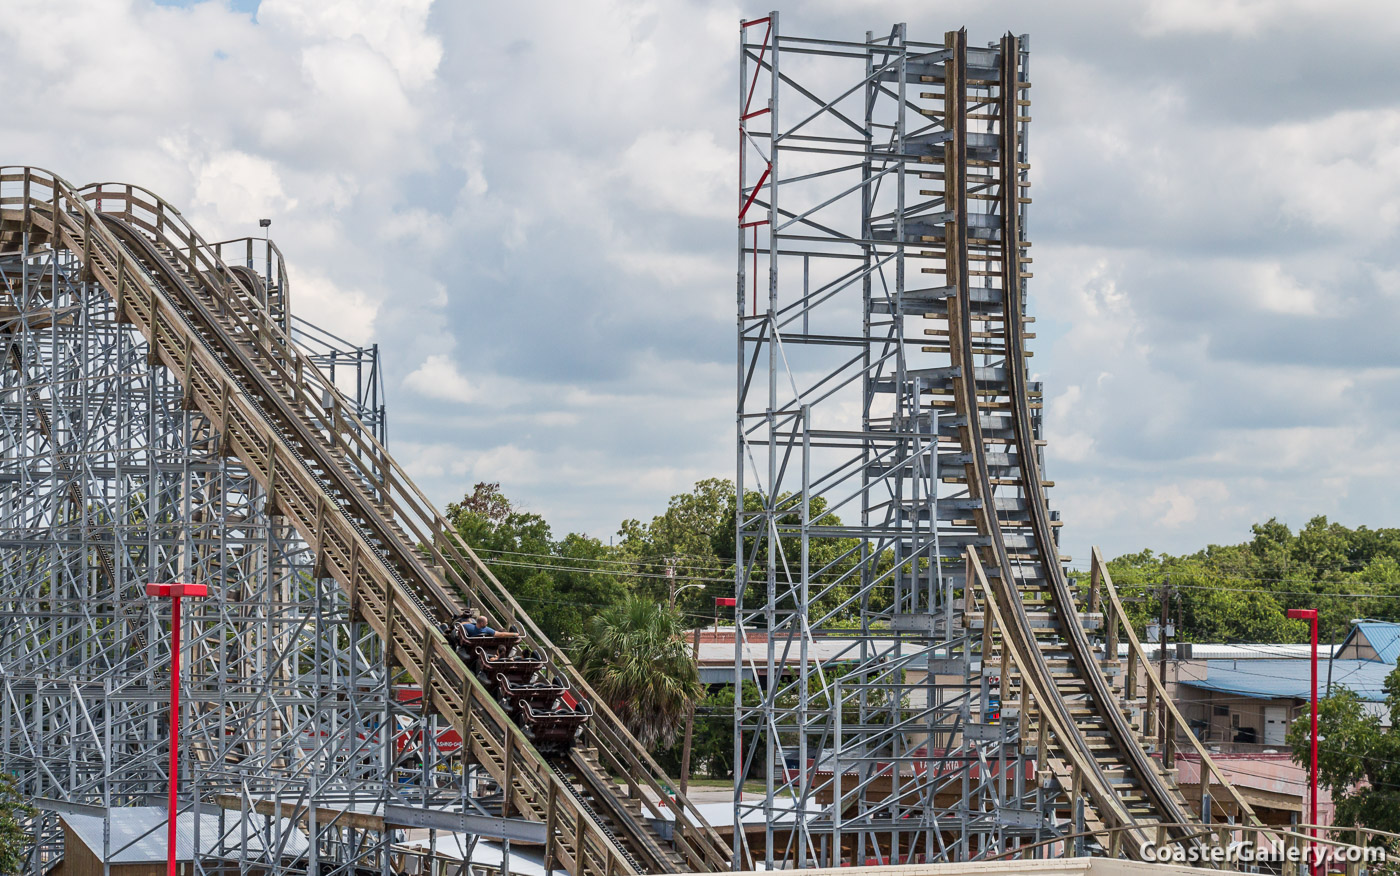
0,222,462,876
734,16,1039,869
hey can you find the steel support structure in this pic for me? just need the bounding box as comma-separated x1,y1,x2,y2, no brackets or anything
0,226,468,876
3,167,736,876
735,17,1038,869
292,316,388,446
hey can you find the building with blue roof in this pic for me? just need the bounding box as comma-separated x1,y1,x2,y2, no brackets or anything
1183,658,1391,703
1176,621,1399,751
1337,620,1400,664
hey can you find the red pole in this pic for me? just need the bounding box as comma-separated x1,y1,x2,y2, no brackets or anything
168,595,181,876
147,582,208,876
1310,615,1319,876
1288,608,1319,876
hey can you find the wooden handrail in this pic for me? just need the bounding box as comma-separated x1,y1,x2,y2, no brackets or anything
965,548,1155,858
61,174,729,870
1092,545,1278,840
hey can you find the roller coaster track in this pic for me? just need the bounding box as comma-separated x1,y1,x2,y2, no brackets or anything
0,167,732,876
738,21,1285,862
939,32,1271,856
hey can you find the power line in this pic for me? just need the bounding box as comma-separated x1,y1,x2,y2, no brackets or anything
472,545,1400,599
473,545,733,574
452,524,1400,603
473,539,1400,597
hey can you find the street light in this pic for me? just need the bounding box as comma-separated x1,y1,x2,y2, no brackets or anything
1287,607,1319,876
672,581,704,607
147,582,210,876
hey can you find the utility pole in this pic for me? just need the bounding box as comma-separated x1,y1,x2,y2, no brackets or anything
1327,622,1341,696
679,624,702,796
666,556,680,608
1158,576,1174,767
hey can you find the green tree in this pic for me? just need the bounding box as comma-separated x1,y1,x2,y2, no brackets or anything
657,682,762,780
1289,666,1400,836
571,596,704,748
616,478,733,614
1186,583,1297,643
447,483,624,644
0,773,33,875
545,532,628,642
720,488,867,626
1104,515,1400,644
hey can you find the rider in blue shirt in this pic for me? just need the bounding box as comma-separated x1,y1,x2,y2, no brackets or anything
459,614,499,638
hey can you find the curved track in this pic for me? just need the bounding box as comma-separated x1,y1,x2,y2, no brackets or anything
941,33,1254,855
0,168,731,876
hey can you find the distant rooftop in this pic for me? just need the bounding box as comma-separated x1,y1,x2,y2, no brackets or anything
1181,658,1392,703
62,806,309,863
1338,621,1400,664
1132,643,1336,661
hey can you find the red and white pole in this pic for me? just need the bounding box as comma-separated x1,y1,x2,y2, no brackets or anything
148,583,210,876
1288,608,1320,876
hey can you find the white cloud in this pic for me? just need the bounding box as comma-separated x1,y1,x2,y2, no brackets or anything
1139,0,1277,36
287,270,379,344
192,150,298,224
259,0,443,89
1248,263,1319,316
618,129,731,219
404,354,479,404
10,0,1400,554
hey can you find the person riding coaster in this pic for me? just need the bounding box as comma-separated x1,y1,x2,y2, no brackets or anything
443,611,521,670
437,609,587,753
461,613,511,638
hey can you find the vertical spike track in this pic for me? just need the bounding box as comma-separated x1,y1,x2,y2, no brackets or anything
935,26,1204,855
735,18,1275,865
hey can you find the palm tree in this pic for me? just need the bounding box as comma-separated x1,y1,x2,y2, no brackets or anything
571,595,703,749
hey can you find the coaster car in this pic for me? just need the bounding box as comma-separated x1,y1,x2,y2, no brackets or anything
496,673,569,718
478,648,546,693
520,698,590,755
446,616,521,669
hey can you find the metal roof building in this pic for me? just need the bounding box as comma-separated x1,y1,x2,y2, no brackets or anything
1180,621,1400,704
1181,658,1392,702
59,806,310,873
1338,621,1400,664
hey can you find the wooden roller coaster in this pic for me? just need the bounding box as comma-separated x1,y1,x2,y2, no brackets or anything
0,26,1359,876
0,167,731,876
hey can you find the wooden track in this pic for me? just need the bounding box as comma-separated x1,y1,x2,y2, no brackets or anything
933,33,1275,858
0,168,732,876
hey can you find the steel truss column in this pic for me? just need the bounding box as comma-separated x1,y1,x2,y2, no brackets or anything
0,224,459,876
735,17,1037,869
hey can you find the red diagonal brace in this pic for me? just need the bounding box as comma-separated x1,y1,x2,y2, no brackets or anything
738,164,771,224
743,20,773,118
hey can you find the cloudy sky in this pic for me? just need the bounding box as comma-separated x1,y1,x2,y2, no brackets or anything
4,0,1399,561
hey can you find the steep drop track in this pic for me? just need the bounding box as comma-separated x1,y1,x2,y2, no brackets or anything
935,33,1236,855
0,168,731,876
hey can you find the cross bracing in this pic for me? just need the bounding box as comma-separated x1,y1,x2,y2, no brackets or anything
733,15,1308,870
0,231,426,876
0,167,735,876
